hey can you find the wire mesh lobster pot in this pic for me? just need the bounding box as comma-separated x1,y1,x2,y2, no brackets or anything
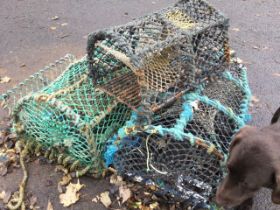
87,0,230,113
104,60,251,209
1,56,132,175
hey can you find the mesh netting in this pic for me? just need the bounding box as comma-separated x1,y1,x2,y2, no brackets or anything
87,0,230,113
1,56,132,174
0,0,252,209
104,60,251,208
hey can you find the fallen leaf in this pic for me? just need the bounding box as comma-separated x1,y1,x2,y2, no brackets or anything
263,46,269,50
20,63,26,68
119,186,132,204
252,45,260,50
61,23,68,26
251,95,260,104
55,165,68,174
0,190,11,204
29,195,38,209
51,16,59,20
57,183,63,194
229,49,235,56
46,200,54,210
110,174,124,186
149,202,159,209
0,76,11,83
232,57,243,64
92,197,98,203
231,27,240,32
0,164,8,176
0,138,4,145
59,174,72,186
50,26,57,30
272,73,280,77
59,180,84,207
99,191,111,208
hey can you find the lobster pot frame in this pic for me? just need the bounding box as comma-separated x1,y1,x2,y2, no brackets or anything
87,0,230,113
104,60,251,208
2,57,131,174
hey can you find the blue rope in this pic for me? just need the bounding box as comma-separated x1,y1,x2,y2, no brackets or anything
104,63,252,168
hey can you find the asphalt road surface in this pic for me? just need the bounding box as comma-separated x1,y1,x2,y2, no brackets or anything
0,0,279,209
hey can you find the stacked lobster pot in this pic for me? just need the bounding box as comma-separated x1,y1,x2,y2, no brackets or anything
0,0,251,209
87,0,251,208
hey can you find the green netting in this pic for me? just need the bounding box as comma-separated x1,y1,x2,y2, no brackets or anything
3,58,131,174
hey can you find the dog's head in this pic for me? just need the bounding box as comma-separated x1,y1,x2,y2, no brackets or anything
216,126,279,208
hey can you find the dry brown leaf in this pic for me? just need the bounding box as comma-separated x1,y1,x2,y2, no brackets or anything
99,191,111,208
231,27,240,32
235,58,243,64
46,200,54,210
0,76,11,83
92,197,98,203
57,183,63,194
119,186,132,204
272,73,280,77
55,165,68,174
59,180,84,207
251,95,260,104
0,164,8,176
29,195,38,209
263,46,269,50
110,174,124,186
0,190,11,204
51,16,59,20
252,45,260,50
59,174,72,186
149,202,159,209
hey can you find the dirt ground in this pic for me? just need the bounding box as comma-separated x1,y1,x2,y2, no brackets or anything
0,0,280,209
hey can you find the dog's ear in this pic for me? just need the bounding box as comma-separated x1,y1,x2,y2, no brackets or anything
230,126,256,152
272,171,280,204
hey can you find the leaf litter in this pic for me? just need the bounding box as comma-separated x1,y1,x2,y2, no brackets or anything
0,76,11,83
0,123,200,210
0,190,12,204
59,179,84,207
46,200,54,210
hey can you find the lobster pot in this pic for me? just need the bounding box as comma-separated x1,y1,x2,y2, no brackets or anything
113,132,223,209
11,59,131,173
103,60,250,208
87,0,229,112
109,95,244,207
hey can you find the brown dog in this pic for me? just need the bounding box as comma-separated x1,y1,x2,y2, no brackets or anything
216,106,280,209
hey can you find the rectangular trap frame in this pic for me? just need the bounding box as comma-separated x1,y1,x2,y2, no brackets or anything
87,0,230,113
